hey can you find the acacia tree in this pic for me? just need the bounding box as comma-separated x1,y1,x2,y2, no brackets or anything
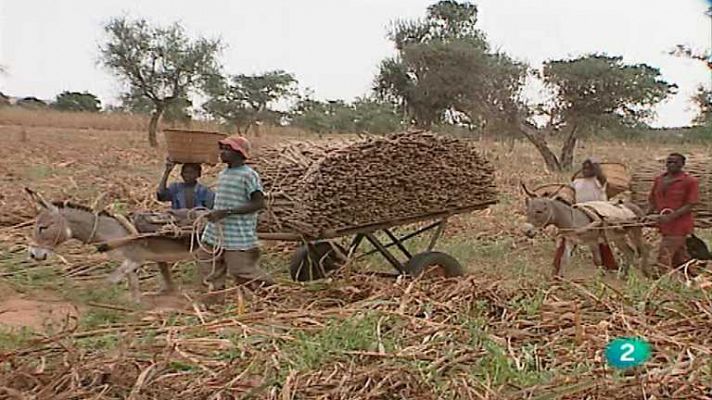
203,70,297,133
520,54,676,170
376,1,676,171
99,17,221,146
375,1,525,131
670,44,712,125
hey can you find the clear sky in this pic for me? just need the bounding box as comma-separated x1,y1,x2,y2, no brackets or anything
1,0,710,127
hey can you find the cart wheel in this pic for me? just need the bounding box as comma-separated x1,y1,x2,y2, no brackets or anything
403,251,464,278
289,241,347,282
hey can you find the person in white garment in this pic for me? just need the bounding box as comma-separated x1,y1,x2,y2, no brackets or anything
569,158,618,270
571,158,608,203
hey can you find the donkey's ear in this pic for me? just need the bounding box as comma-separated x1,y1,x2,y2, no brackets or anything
520,181,537,198
24,187,58,212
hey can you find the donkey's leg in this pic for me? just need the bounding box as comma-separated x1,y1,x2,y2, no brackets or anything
628,228,650,276
107,259,140,284
157,262,176,294
552,238,565,277
552,238,572,277
127,270,142,303
612,235,635,277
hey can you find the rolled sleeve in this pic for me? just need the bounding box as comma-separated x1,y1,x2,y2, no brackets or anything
246,171,264,196
686,177,700,205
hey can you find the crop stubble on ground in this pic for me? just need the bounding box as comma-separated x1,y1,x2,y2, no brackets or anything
1,124,711,399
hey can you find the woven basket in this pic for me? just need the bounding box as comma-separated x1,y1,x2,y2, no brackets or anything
163,129,227,165
631,155,712,228
533,183,575,204
571,162,630,199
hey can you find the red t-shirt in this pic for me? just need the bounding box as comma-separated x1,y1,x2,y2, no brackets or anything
649,172,700,236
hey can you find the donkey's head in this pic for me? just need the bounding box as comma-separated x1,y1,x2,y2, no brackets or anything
25,188,72,260
520,183,556,238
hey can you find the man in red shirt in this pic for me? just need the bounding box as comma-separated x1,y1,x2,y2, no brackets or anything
645,153,700,271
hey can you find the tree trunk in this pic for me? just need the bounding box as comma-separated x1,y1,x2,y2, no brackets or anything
517,122,561,172
148,107,164,148
558,124,578,171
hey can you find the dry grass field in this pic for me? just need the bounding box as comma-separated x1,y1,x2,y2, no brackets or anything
0,110,711,399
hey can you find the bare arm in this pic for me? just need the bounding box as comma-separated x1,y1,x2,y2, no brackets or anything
662,204,694,220
226,191,265,215
659,179,699,223
207,191,265,222
594,164,607,186
157,159,176,201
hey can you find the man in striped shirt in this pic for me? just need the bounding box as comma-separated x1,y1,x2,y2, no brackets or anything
198,135,274,299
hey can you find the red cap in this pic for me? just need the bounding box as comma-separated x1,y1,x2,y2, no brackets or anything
219,135,251,158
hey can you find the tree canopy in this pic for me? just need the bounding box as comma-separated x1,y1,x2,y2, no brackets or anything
52,91,101,113
202,70,297,133
99,17,221,146
290,97,403,134
375,1,525,130
521,54,676,170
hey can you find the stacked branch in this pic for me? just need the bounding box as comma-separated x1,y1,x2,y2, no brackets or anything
250,131,498,237
630,155,712,228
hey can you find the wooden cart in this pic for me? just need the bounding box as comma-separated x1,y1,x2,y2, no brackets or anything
97,200,497,282
257,201,497,282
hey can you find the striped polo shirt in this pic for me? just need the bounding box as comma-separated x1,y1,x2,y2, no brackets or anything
201,165,263,250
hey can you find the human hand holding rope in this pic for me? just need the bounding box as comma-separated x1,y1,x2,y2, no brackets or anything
205,209,229,223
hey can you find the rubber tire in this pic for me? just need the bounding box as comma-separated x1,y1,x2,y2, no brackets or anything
403,251,464,278
289,241,347,282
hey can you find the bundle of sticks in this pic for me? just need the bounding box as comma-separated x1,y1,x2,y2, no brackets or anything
249,130,498,237
630,154,712,228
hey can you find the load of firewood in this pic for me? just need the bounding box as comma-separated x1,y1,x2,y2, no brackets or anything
249,130,498,237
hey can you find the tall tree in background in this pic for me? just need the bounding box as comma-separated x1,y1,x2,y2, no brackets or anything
670,44,712,125
374,1,525,131
376,1,676,171
99,17,221,146
52,91,101,113
521,54,675,170
203,70,297,133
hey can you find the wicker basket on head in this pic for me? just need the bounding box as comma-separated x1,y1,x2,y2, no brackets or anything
571,162,630,199
533,183,575,204
163,129,227,165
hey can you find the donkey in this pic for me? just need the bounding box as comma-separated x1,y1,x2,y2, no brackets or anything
520,183,650,277
25,188,195,302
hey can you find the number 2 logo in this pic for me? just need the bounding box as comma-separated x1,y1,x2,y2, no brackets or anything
619,343,635,362
605,337,651,369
